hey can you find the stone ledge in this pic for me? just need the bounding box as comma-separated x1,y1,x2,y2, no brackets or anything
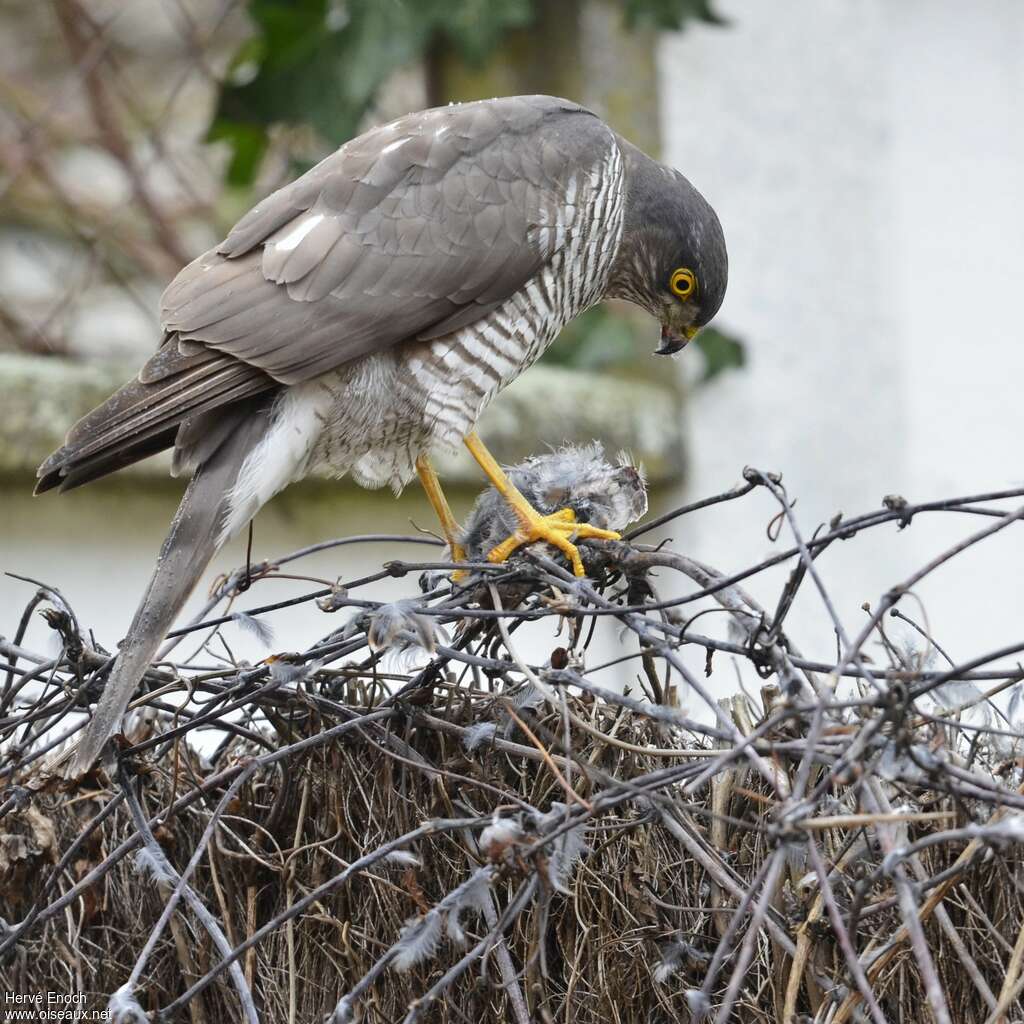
0,353,686,489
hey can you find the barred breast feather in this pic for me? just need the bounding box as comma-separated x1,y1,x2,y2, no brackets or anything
411,139,626,445
300,135,628,496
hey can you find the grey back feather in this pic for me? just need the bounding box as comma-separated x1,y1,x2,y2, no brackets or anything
161,96,614,385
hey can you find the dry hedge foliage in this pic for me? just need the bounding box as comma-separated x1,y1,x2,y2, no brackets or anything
3,470,1024,1023
2,696,725,1022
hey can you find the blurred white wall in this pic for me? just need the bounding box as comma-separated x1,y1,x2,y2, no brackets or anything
660,0,1024,671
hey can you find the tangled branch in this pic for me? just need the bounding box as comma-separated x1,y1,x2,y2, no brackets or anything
2,469,1024,1023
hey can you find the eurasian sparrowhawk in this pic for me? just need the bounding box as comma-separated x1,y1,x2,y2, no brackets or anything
36,95,727,774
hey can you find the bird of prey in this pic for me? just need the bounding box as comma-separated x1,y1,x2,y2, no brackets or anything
37,94,727,775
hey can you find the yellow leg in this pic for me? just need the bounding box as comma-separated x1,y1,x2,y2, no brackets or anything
415,455,466,565
462,432,620,577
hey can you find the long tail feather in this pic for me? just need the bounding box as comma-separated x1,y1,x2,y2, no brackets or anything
64,403,272,777
34,341,274,495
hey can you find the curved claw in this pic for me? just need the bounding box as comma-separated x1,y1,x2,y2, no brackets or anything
487,506,620,577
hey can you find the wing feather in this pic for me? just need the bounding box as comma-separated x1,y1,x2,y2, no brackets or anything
162,95,616,385
35,343,275,493
38,96,615,492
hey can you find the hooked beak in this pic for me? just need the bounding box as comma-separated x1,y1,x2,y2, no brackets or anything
655,324,699,356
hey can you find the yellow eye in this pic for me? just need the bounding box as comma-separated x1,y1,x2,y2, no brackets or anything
669,267,697,300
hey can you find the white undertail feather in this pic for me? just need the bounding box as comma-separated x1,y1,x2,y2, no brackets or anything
221,384,329,543
109,985,148,1024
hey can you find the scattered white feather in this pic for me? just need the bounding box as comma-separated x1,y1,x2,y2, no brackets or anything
930,679,984,711
385,850,421,867
479,818,524,861
653,939,709,985
462,721,497,752
510,683,545,711
782,840,808,871
1007,684,1024,734
265,653,324,685
652,959,676,985
891,632,936,672
685,989,711,1020
232,611,275,648
366,599,437,656
537,802,588,892
445,908,468,947
336,609,366,641
442,870,491,947
109,984,148,1023
392,909,443,972
132,847,175,886
381,871,492,977
545,828,587,893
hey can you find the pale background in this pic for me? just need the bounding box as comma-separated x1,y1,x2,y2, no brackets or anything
664,0,1024,685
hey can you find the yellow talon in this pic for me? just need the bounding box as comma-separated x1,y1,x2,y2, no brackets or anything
417,437,621,582
546,508,577,523
486,505,620,576
460,432,620,577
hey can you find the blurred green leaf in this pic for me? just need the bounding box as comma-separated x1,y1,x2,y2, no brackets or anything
440,0,536,63
543,306,746,386
207,119,269,188
622,0,727,30
211,0,533,186
693,326,746,383
543,307,636,370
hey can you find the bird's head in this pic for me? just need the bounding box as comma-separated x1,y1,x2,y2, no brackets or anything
607,139,728,355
